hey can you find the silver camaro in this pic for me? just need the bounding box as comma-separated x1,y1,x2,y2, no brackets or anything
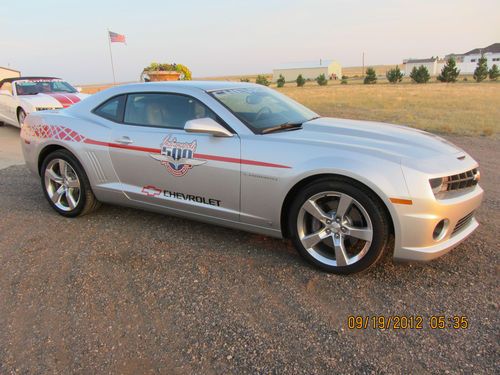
20,81,483,274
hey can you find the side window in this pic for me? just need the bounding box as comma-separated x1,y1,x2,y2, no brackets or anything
94,95,126,122
123,93,219,129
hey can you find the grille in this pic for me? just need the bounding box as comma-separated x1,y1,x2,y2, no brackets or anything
452,211,475,236
443,168,479,191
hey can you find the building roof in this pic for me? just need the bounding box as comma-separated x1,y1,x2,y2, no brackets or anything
404,58,437,64
0,66,21,73
0,76,60,85
274,60,335,70
463,43,500,55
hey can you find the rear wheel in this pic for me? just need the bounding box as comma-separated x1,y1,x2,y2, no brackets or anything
289,178,390,274
40,150,100,217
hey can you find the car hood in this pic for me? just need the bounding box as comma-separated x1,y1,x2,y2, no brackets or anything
20,93,89,109
272,117,464,163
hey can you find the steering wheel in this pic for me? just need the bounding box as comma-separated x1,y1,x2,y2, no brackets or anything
255,106,272,122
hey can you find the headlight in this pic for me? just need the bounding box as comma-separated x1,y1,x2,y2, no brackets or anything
429,177,445,194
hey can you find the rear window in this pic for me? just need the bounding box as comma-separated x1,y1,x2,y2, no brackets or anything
94,95,126,122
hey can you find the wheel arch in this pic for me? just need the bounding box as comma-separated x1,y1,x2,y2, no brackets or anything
280,173,396,239
37,143,86,176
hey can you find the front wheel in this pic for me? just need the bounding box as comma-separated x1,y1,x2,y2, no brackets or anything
17,108,26,127
289,178,390,274
40,150,100,217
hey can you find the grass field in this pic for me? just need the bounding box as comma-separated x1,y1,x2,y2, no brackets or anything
278,82,499,137
80,78,499,137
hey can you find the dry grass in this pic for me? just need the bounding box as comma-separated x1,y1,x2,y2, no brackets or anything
278,82,500,137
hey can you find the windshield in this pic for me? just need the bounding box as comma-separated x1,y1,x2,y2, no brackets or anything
210,86,318,133
15,80,77,95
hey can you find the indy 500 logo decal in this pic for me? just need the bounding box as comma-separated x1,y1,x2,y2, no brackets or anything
150,136,206,177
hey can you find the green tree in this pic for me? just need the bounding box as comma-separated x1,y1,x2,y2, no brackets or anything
296,74,306,87
410,65,430,83
363,67,377,84
276,74,285,87
316,73,328,86
255,75,270,86
473,55,489,82
386,66,403,83
437,57,460,82
240,78,250,82
489,64,500,81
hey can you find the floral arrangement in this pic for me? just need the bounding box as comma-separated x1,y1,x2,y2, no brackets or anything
143,62,192,80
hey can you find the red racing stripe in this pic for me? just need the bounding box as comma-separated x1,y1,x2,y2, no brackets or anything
85,138,290,169
46,93,72,108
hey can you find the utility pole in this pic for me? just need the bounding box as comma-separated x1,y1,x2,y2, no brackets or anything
362,52,365,77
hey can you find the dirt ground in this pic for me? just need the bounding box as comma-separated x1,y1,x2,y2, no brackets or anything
0,132,498,374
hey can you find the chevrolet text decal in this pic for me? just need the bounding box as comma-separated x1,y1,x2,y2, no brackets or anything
141,185,221,206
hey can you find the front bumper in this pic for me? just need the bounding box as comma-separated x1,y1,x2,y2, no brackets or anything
393,185,484,262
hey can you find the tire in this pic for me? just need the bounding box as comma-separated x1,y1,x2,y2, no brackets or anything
17,108,26,127
40,149,100,217
288,177,390,274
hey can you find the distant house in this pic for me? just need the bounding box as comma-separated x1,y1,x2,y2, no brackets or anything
445,43,500,74
272,60,342,82
0,66,21,80
403,43,500,76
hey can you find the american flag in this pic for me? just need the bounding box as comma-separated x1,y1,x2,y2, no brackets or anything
109,31,126,44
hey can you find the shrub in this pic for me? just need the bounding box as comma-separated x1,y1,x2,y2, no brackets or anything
489,64,500,81
341,78,348,85
240,78,250,82
341,75,348,80
316,73,328,86
473,55,489,82
255,75,270,86
276,74,285,87
363,67,377,84
296,74,306,87
410,65,430,83
386,66,403,83
437,57,460,82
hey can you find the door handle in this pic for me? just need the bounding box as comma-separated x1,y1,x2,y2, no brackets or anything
115,136,133,144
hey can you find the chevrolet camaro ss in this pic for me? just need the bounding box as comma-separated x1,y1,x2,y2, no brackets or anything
20,81,483,274
0,76,88,128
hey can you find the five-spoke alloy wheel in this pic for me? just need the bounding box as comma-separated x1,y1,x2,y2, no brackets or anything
289,178,390,274
41,150,100,217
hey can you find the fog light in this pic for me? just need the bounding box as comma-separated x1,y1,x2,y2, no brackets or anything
433,219,449,241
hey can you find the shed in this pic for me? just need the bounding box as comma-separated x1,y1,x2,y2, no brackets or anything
272,60,342,82
0,66,21,81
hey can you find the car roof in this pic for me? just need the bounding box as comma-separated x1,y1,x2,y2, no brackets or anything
0,76,61,85
117,80,258,92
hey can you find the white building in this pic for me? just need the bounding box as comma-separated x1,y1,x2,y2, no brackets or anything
403,43,500,76
272,60,342,82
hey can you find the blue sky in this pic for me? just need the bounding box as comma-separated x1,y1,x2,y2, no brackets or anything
1,0,499,84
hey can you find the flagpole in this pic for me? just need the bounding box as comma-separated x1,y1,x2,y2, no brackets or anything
107,28,116,85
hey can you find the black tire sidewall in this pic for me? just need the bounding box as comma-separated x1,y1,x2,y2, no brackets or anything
40,150,90,218
288,178,389,274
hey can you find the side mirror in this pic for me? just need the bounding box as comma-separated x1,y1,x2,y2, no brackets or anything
0,90,11,96
76,87,82,93
184,117,233,137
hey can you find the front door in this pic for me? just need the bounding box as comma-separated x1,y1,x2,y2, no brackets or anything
105,92,241,222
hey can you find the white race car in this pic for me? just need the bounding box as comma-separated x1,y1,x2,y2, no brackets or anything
0,76,89,127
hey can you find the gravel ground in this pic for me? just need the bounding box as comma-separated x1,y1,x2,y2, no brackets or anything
0,135,498,374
